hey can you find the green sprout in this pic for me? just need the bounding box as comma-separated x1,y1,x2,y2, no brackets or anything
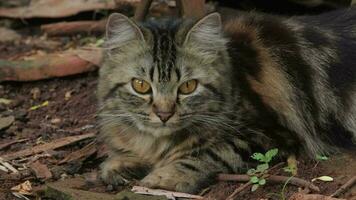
247,148,279,191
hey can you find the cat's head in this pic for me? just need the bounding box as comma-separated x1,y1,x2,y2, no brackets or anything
98,13,233,137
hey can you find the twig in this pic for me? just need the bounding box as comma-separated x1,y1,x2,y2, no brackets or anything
132,186,203,200
225,181,252,200
0,139,29,151
218,174,320,192
0,133,95,161
330,176,356,198
290,193,346,200
0,165,9,172
225,162,284,200
0,157,19,173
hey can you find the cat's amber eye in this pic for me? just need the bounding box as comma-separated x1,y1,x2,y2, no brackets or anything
178,79,198,95
132,78,151,94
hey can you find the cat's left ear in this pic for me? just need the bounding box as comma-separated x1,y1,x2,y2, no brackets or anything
184,12,225,50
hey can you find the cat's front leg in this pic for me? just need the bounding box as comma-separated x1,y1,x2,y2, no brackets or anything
100,153,150,186
140,159,214,193
141,144,247,193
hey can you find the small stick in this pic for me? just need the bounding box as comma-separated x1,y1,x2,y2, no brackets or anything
132,186,203,199
1,133,95,161
225,162,284,200
0,165,8,173
218,174,320,192
0,157,19,173
330,176,356,198
0,139,29,151
225,181,252,200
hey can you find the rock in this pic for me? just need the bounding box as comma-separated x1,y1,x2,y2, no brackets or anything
51,118,61,124
116,190,168,200
44,177,116,200
0,115,15,131
0,27,21,42
29,160,52,180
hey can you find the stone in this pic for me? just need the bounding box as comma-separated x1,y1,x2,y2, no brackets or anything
0,115,15,131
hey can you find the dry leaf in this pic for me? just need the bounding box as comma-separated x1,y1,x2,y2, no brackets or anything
11,180,32,195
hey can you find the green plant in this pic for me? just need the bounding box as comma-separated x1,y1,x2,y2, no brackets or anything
316,154,328,161
247,148,279,191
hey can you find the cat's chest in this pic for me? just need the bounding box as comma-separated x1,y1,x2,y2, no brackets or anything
110,129,171,163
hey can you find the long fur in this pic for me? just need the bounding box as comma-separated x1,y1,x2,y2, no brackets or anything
97,8,356,193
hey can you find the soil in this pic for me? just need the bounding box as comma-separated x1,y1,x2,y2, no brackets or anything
0,3,356,200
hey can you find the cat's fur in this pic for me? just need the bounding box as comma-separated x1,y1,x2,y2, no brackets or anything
97,8,356,193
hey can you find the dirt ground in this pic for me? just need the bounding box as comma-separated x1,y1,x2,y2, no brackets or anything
0,1,356,200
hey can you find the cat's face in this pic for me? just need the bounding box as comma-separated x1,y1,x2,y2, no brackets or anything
98,13,232,137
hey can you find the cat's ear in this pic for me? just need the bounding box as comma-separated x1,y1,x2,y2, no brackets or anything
105,13,145,47
184,12,225,50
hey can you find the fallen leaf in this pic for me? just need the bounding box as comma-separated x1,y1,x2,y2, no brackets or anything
312,176,334,182
11,180,32,195
50,118,61,124
0,98,12,105
29,101,49,111
64,91,72,100
29,160,52,180
30,87,41,100
0,115,15,130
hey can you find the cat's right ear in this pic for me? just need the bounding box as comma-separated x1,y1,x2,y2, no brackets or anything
105,13,145,48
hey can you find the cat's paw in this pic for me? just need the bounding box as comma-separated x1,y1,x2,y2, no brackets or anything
99,160,130,186
140,171,199,193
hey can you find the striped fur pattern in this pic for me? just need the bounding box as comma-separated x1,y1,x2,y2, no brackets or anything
98,8,356,193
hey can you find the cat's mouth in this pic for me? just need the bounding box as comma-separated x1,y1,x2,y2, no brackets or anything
137,121,185,137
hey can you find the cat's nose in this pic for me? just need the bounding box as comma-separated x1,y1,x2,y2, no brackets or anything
153,104,175,123
155,111,174,122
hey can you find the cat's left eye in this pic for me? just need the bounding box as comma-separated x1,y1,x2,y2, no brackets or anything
179,79,198,95
132,78,151,94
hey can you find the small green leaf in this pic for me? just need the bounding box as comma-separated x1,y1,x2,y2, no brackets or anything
256,163,269,172
265,148,278,162
251,153,265,162
283,166,293,173
312,176,333,182
316,155,329,161
251,184,259,192
250,176,259,183
29,101,49,111
247,169,256,175
258,178,266,185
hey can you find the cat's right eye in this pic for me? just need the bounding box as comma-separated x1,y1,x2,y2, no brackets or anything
132,78,151,94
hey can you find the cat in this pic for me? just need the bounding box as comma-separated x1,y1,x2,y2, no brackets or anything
97,7,356,193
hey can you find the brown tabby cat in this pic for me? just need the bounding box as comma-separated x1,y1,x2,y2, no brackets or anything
97,7,356,193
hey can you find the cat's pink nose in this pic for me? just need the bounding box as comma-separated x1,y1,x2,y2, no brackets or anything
153,104,175,123
155,111,174,122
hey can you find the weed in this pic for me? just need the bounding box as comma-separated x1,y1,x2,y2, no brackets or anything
247,148,279,191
